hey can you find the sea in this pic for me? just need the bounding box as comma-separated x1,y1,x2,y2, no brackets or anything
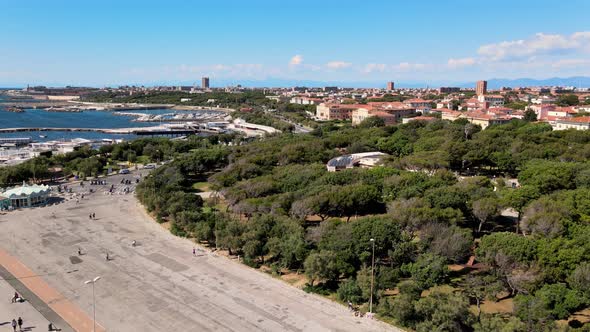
0,94,209,142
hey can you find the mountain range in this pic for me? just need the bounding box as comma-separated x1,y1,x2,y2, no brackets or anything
158,76,590,89
2,76,590,89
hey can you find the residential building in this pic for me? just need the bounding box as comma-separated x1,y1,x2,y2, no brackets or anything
440,109,512,129
201,77,210,89
403,98,432,112
531,95,557,105
352,108,396,125
476,80,487,95
352,102,416,125
477,94,504,107
316,103,368,121
438,87,460,93
552,116,590,130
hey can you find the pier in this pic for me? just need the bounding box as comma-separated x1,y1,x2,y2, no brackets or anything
0,126,214,136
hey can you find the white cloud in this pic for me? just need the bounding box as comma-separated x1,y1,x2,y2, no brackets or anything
478,32,590,61
326,61,352,69
393,62,429,71
447,57,476,68
211,64,232,71
289,54,303,66
551,58,590,68
363,63,387,73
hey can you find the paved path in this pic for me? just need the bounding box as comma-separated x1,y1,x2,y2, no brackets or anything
0,274,51,332
0,249,100,332
0,177,400,332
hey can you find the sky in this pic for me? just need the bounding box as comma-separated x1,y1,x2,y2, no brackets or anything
1,0,590,87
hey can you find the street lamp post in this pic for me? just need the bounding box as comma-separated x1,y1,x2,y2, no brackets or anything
369,238,375,314
85,276,101,332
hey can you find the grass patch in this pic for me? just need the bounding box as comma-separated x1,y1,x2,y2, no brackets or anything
192,181,210,191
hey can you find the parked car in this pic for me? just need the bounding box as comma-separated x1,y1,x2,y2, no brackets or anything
119,169,130,174
143,164,156,169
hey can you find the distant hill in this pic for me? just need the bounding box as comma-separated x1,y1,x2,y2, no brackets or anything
3,76,590,90
203,77,590,89
460,77,590,89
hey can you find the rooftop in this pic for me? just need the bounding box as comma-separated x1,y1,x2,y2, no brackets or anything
2,182,51,198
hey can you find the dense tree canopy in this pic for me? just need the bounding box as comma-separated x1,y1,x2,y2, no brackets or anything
4,116,590,330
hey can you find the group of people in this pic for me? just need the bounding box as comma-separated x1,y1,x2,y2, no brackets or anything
120,179,135,185
347,301,373,319
90,180,107,185
9,293,24,331
88,213,96,220
9,317,23,332
56,185,72,194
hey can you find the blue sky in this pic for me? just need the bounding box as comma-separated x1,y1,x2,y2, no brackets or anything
1,0,590,86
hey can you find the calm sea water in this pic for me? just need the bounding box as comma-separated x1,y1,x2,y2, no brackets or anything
0,106,191,142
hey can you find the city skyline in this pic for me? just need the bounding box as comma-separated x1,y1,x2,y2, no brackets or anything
2,0,590,87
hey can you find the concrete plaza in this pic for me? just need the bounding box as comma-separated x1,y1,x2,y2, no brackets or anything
0,173,399,332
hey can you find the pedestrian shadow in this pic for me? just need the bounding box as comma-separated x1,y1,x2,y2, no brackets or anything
23,326,36,331
0,321,9,326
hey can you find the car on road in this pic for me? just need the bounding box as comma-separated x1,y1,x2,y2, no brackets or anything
143,164,156,169
119,169,130,174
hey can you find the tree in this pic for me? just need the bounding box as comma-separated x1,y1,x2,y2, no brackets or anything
464,274,505,321
414,291,474,332
523,109,537,122
355,266,376,302
388,198,463,234
521,198,571,238
472,197,501,234
359,116,385,128
473,314,526,332
404,253,449,289
127,151,137,164
477,232,537,266
337,279,364,304
534,283,585,320
391,293,418,327
421,223,473,263
304,250,340,286
514,294,556,332
330,184,384,221
390,280,422,327
266,219,308,269
568,262,590,298
477,232,540,295
556,94,579,106
502,185,541,233
215,218,245,255
518,160,577,194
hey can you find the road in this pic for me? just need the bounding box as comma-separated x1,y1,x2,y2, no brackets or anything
0,173,399,332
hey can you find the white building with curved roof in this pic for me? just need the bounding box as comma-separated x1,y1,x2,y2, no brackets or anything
1,182,51,208
326,152,388,172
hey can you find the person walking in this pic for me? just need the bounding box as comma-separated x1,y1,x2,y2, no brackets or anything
11,319,17,332
92,212,96,219
193,248,196,256
17,317,22,331
12,292,19,303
